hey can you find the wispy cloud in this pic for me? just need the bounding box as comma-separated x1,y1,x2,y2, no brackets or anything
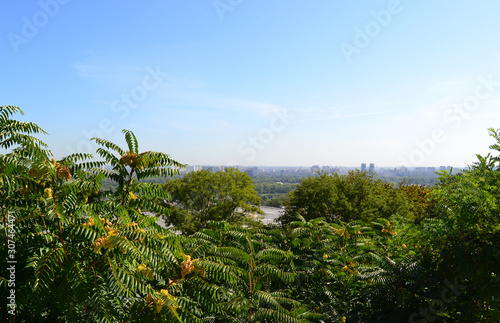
73,62,144,80
149,85,290,117
293,110,394,123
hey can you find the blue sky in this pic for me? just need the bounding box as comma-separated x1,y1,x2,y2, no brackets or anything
2,1,500,167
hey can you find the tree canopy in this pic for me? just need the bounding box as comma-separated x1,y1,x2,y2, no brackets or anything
163,168,264,234
278,170,411,225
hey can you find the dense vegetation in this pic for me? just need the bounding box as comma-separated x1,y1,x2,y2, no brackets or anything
1,106,499,322
163,168,265,234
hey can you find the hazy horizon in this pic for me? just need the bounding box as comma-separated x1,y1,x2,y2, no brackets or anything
3,1,500,168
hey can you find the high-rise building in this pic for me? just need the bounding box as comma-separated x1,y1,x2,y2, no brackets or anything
361,163,367,172
245,167,259,178
185,165,202,173
369,163,375,173
397,166,408,176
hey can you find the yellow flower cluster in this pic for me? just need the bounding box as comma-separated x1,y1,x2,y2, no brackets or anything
381,221,397,235
105,225,119,236
119,151,138,166
91,218,120,252
146,289,177,313
155,298,165,313
181,255,200,278
94,236,113,252
82,218,95,227
101,218,112,225
138,264,154,280
43,188,52,198
56,165,71,181
341,261,359,275
84,217,112,228
28,158,72,182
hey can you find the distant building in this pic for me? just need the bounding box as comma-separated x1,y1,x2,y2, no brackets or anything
186,165,202,173
311,165,320,174
396,166,409,176
426,167,436,174
369,163,375,173
245,167,258,178
415,167,426,174
361,163,367,172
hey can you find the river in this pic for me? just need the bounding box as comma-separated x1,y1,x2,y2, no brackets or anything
259,206,283,225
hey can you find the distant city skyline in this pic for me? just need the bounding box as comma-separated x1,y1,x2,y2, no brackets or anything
2,2,500,168
177,163,463,171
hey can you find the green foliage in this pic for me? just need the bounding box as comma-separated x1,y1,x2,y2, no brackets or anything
192,222,312,322
254,177,297,206
0,106,50,158
2,108,500,322
262,195,287,207
0,122,190,321
278,170,408,225
396,179,437,223
164,168,264,234
414,128,500,321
